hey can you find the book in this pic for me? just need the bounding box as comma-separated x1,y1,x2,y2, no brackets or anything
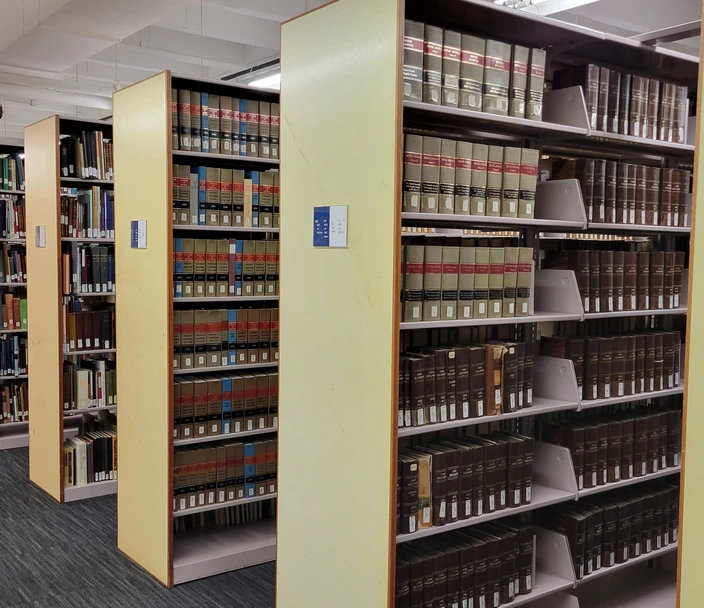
423,24,443,105
486,146,503,217
607,71,621,133
459,34,485,111
178,90,191,151
483,40,511,116
501,147,520,218
439,139,457,214
526,48,546,121
518,149,538,219
454,140,472,215
403,20,424,101
553,64,599,130
423,246,442,320
597,66,610,131
509,45,529,119
442,30,461,107
421,136,441,214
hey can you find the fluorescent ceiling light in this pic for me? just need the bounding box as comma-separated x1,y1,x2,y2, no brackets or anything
248,73,281,91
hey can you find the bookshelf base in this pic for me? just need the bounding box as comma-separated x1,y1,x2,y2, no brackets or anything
574,566,676,608
173,519,276,585
64,479,117,502
0,423,29,450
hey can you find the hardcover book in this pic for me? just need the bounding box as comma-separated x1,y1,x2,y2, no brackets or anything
442,30,461,107
483,40,511,116
526,48,546,121
423,25,443,104
403,20,424,101
509,45,529,118
459,34,485,111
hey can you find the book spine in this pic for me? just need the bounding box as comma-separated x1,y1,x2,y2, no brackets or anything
402,20,424,102
441,30,461,107
422,25,443,104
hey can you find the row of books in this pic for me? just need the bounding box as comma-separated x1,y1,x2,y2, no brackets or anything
0,154,24,191
0,197,26,240
174,500,275,533
541,407,681,491
173,238,279,299
0,244,26,283
174,371,278,441
60,187,115,238
61,244,115,296
172,166,279,229
402,244,533,322
173,436,277,512
60,131,114,181
399,342,534,429
63,423,117,486
553,64,689,143
174,307,279,371
403,20,546,120
403,136,539,219
61,306,114,353
1,294,27,330
173,90,280,159
397,521,535,608
544,482,680,580
62,359,116,410
549,248,686,313
399,432,534,535
541,331,682,401
553,159,691,227
0,336,27,377
0,381,27,423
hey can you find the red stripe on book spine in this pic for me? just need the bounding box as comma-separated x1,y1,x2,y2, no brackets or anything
425,263,442,274
488,161,503,173
443,263,459,274
460,264,475,274
504,163,520,174
404,36,423,52
490,264,505,274
521,164,539,176
461,51,484,66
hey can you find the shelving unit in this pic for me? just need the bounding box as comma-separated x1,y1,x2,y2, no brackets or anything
0,139,28,450
25,115,117,502
277,1,696,606
112,71,280,587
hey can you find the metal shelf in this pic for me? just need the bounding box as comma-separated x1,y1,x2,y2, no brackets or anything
578,465,681,498
0,374,27,380
580,384,685,411
172,149,280,165
401,311,581,330
173,426,277,447
174,295,278,303
587,222,691,234
576,543,678,586
61,237,115,243
60,177,114,186
173,519,276,585
0,238,26,244
0,190,24,196
174,361,278,375
64,405,117,416
0,283,26,287
173,225,278,233
174,492,277,518
584,307,687,320
401,212,585,231
0,329,27,334
63,348,116,356
64,479,116,502
67,291,116,297
396,483,576,543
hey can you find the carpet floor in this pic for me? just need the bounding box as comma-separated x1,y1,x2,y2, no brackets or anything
0,448,275,608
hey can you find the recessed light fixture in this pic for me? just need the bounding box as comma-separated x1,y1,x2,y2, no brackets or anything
248,73,281,91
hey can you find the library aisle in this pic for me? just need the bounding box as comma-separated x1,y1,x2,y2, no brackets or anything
0,448,274,608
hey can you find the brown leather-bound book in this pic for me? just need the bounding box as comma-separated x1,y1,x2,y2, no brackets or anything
679,169,691,227
409,357,426,426
568,250,591,313
590,250,601,313
608,71,621,133
484,344,505,415
637,251,650,310
626,163,637,224
654,333,664,391
581,424,600,489
514,342,525,410
454,347,470,420
647,414,660,474
429,443,460,522
645,166,660,226
631,76,649,138
597,67,610,131
668,410,682,467
555,159,595,221
635,335,646,394
441,440,474,520
502,343,518,412
673,251,685,308
468,345,486,419
600,251,614,312
613,251,625,311
659,83,676,142
644,334,656,392
660,168,674,226
649,251,665,310
593,160,606,223
664,252,676,309
414,445,447,526
621,418,635,479
553,64,599,130
674,85,688,144
543,422,586,490
398,454,419,534
584,338,600,401
420,353,437,425
618,74,632,135
605,161,618,223
445,347,458,421
671,169,683,227
617,163,629,224
663,333,676,389
611,337,627,398
625,336,637,396
635,165,646,225
607,420,624,483
597,337,613,399
624,252,638,311
645,79,661,140
595,423,609,486
523,341,534,408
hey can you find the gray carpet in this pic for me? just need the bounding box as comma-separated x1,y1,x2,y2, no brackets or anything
0,448,275,608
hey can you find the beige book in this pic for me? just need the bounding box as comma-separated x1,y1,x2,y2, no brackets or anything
474,247,490,318
458,246,475,319
421,136,441,213
403,245,425,321
471,144,488,216
503,247,519,317
439,139,457,214
403,135,423,213
422,246,442,320
454,141,472,215
518,149,539,219
501,147,521,218
516,247,533,317
441,246,459,320
486,145,503,216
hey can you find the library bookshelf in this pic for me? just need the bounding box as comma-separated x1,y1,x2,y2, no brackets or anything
0,138,28,450
112,71,280,586
277,1,697,607
25,115,116,503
